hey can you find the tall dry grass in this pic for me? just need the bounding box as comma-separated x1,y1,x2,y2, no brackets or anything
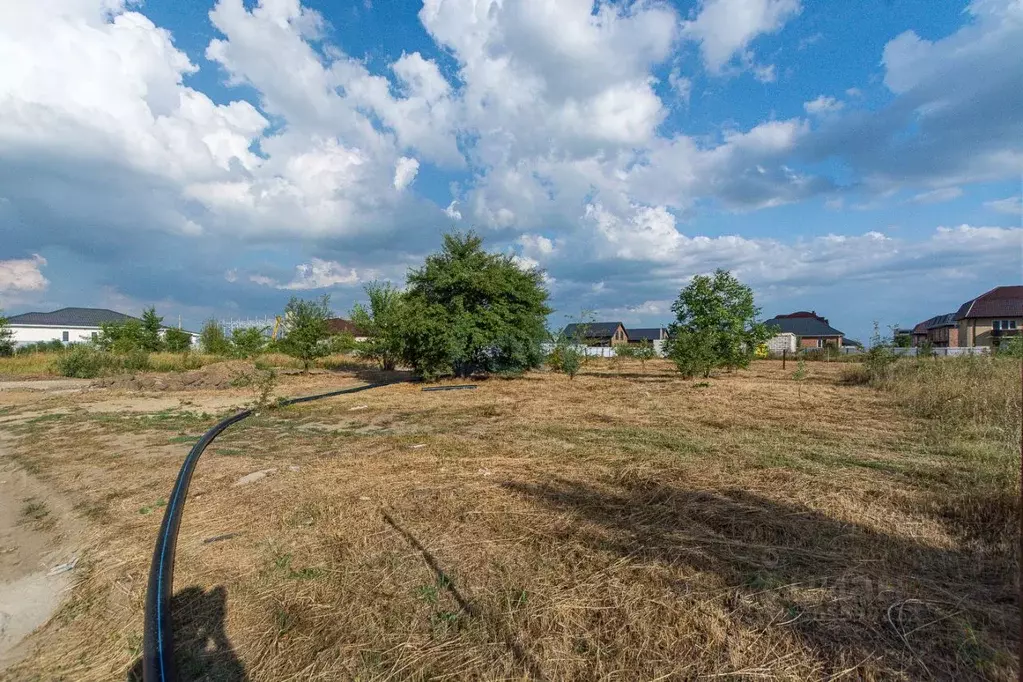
877,355,1021,547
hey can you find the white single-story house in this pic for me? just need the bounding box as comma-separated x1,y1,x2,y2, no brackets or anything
6,307,197,347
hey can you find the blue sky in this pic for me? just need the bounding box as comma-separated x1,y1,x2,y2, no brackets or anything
0,0,1020,343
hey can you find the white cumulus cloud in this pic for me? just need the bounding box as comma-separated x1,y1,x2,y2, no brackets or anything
394,156,420,191
0,255,49,294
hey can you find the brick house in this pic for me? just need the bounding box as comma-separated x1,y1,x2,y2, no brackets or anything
955,285,1023,348
763,311,844,348
562,322,628,346
911,313,959,347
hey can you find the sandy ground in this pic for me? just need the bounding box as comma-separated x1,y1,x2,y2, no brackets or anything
0,433,80,671
0,379,89,392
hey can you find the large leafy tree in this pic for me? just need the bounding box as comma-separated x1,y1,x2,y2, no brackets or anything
665,269,771,378
351,282,405,370
280,295,331,371
0,310,14,357
401,231,552,379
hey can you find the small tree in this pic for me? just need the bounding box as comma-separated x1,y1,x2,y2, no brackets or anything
199,319,231,355
231,327,268,358
863,322,898,384
351,282,405,370
327,332,356,355
0,311,14,357
634,339,657,368
613,342,637,368
140,307,165,352
665,269,770,378
98,319,145,353
548,329,584,379
666,329,718,379
164,327,193,353
279,295,331,371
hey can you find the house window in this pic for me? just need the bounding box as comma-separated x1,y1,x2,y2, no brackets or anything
993,320,1017,331
91,332,98,341
62,331,69,342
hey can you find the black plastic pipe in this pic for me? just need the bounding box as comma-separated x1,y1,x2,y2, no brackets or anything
421,384,477,392
142,382,389,682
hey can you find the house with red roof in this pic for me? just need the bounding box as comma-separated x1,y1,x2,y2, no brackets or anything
955,285,1023,348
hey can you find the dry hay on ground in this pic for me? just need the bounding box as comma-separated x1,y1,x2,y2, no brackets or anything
0,359,1018,681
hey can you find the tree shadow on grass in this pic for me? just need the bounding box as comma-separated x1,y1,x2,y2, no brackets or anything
127,585,247,682
502,477,1019,679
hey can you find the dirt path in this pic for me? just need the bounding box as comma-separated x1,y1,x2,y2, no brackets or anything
0,379,90,392
0,434,82,672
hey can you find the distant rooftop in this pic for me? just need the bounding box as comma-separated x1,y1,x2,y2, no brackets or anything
764,314,843,338
6,307,136,327
955,285,1023,320
562,322,623,339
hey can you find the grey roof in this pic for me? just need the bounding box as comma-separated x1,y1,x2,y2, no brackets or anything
628,327,666,341
562,322,624,339
926,313,957,329
7,307,136,327
764,316,844,338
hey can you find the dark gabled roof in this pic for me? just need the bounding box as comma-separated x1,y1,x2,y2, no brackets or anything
6,307,135,327
775,310,831,324
842,338,863,347
764,315,843,338
955,286,1023,320
627,327,666,341
562,322,623,339
927,313,957,329
325,318,368,336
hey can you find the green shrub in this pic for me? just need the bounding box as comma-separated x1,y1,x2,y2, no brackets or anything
200,319,231,355
119,349,151,372
997,335,1023,359
0,311,13,357
15,340,65,355
164,327,193,353
862,323,898,384
231,326,268,358
55,346,108,378
666,330,718,379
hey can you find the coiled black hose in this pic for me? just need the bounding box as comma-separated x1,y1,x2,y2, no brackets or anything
142,382,390,681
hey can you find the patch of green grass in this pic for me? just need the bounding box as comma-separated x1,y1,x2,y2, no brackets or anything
138,498,167,515
272,551,325,580
167,434,199,445
24,412,67,425
415,585,439,604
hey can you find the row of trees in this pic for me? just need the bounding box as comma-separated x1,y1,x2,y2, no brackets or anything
0,235,773,380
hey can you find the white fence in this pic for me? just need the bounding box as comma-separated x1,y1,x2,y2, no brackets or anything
540,343,665,358
892,346,991,357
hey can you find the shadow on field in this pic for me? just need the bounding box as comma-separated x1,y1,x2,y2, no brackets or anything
127,585,247,682
503,477,1019,679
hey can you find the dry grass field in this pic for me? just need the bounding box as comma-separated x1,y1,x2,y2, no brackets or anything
0,357,1018,681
